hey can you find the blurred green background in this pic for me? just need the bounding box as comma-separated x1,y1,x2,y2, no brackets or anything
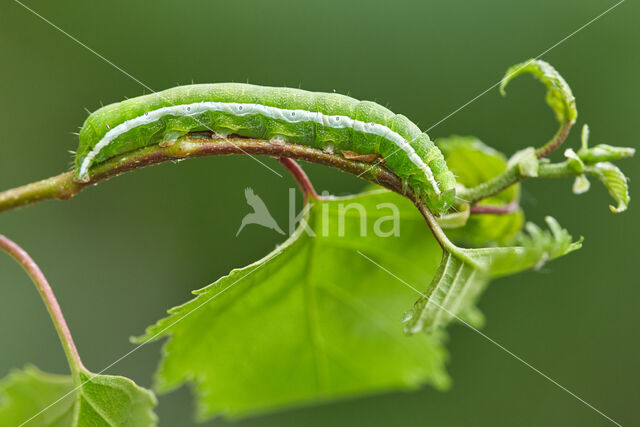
0,0,637,425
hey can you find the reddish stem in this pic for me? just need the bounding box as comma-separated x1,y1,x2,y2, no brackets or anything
536,122,572,159
0,136,453,255
0,235,85,375
278,157,323,203
470,201,519,215
0,136,404,214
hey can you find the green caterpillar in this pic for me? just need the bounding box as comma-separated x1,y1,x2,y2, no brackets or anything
75,84,456,213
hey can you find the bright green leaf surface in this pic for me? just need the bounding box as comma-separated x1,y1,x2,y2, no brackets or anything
447,210,523,248
135,136,586,420
135,190,454,420
0,366,74,426
0,365,157,426
73,370,157,427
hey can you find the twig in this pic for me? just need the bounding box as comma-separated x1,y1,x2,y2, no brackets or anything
0,135,405,213
458,159,589,205
413,200,455,251
536,121,572,158
460,119,573,204
0,134,454,250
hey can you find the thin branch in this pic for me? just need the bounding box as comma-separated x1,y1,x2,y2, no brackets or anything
460,119,574,205
0,135,407,214
277,157,322,203
413,200,455,251
0,235,85,378
0,134,453,250
0,172,81,214
536,121,572,158
458,158,587,205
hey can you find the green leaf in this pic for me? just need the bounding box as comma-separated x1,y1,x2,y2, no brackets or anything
564,148,585,173
485,216,582,277
134,190,453,420
578,124,635,164
135,186,528,420
587,162,630,213
0,365,157,426
436,207,470,228
568,123,633,212
508,147,539,177
572,174,591,195
500,59,577,126
403,217,581,333
436,135,518,204
74,370,157,427
402,251,490,333
436,136,523,246
0,366,74,426
447,210,524,248
579,144,635,164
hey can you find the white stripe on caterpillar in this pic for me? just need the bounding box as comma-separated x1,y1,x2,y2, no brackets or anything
79,102,440,194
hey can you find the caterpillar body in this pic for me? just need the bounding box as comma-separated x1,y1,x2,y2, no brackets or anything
75,84,456,212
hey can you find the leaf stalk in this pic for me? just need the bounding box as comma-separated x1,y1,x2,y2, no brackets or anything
0,235,86,380
277,157,322,203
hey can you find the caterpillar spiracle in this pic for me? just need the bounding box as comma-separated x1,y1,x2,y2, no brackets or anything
75,84,456,213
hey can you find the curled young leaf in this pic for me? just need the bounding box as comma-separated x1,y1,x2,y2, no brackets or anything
500,59,577,126
587,162,630,213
